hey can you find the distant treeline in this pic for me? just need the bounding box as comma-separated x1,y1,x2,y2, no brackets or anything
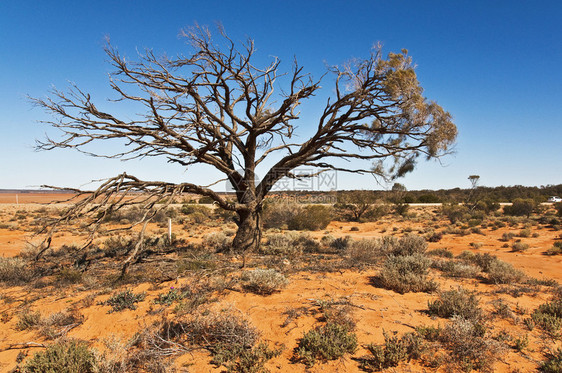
266,184,562,204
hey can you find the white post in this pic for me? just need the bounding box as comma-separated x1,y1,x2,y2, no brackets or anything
168,218,172,243
16,194,18,205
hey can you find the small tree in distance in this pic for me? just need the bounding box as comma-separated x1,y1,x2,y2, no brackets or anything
33,25,457,267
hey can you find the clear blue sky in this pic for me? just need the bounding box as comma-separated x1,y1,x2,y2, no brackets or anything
1,0,561,191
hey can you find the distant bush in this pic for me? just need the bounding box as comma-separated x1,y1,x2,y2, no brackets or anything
293,323,357,366
511,242,530,252
378,254,437,294
288,205,333,231
556,203,562,217
518,228,532,238
428,287,482,321
427,248,454,258
441,203,469,224
545,242,562,256
23,339,97,373
504,198,536,217
262,202,300,229
241,269,289,295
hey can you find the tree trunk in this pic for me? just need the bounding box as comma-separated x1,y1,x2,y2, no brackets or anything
232,209,262,266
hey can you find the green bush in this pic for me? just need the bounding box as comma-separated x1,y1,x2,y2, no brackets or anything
433,260,481,279
102,289,146,313
293,323,357,366
288,205,333,231
347,237,396,264
541,348,562,373
532,299,562,338
262,202,301,229
428,287,482,321
504,198,536,217
361,332,424,371
378,254,437,294
202,232,231,252
23,340,97,373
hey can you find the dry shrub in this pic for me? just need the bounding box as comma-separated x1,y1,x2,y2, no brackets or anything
541,348,562,373
262,232,319,256
262,202,300,229
433,260,481,279
428,287,482,321
392,234,427,256
378,254,437,294
486,260,525,284
440,316,503,372
0,257,37,285
202,232,231,253
288,205,333,231
347,236,398,264
241,269,289,295
427,248,453,258
532,298,562,338
40,310,84,340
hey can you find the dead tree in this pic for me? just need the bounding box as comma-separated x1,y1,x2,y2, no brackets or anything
33,25,457,264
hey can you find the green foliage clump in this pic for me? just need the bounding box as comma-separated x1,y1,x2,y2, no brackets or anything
503,198,536,217
541,348,562,373
23,340,97,373
532,298,562,338
211,342,283,373
102,289,146,313
378,254,437,294
361,332,424,371
511,241,529,252
293,323,357,366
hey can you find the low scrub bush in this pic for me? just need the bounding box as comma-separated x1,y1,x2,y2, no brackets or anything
378,254,437,294
293,322,357,366
511,242,529,252
391,234,427,256
541,348,562,373
101,289,146,313
262,232,319,256
262,202,300,229
241,269,289,295
202,232,231,253
427,248,453,258
433,260,481,279
486,260,525,284
22,339,97,373
545,241,562,256
288,205,333,231
428,287,482,321
439,316,502,372
361,331,424,371
532,298,562,338
16,309,41,331
0,257,36,285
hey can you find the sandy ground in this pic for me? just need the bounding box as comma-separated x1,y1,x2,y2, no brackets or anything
0,200,561,372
